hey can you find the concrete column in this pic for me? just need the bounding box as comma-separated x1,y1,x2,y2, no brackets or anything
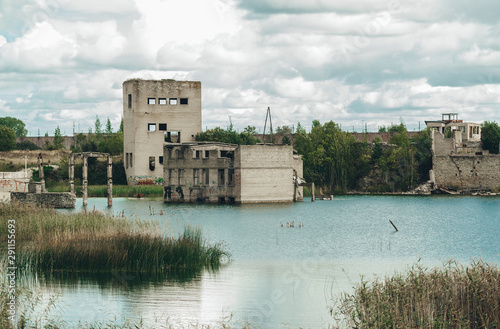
107,155,113,207
83,155,88,207
69,155,75,194
311,182,315,202
37,154,46,192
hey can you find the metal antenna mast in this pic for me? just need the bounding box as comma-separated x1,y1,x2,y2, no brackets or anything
263,107,273,143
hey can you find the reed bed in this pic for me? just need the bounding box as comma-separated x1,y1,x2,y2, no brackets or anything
0,202,229,274
334,260,500,328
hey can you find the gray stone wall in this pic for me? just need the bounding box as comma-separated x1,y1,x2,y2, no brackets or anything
432,130,500,192
11,192,76,208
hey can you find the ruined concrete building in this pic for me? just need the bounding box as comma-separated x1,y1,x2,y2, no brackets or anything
164,142,303,203
427,114,500,193
123,79,201,184
425,113,481,141
123,79,304,202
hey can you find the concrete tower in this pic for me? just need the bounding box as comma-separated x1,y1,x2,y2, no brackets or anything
123,79,202,185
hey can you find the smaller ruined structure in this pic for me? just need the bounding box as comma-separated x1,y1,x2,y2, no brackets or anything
425,113,481,141
11,154,76,208
428,115,500,193
163,142,304,203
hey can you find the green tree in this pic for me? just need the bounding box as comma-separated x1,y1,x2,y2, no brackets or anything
195,125,261,145
118,117,124,133
105,117,113,134
481,121,500,154
94,115,102,135
0,126,16,151
53,126,64,150
0,116,27,137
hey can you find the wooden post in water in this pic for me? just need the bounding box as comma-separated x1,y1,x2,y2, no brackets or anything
37,153,46,192
311,182,315,202
69,155,75,194
82,155,88,207
107,155,113,207
389,220,398,232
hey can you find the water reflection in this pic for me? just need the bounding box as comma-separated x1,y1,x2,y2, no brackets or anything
43,196,500,328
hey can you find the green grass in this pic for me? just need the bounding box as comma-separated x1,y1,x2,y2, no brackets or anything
0,202,229,275
333,260,500,328
48,183,164,197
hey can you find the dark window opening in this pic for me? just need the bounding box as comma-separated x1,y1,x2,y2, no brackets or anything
228,197,235,204
128,94,132,108
159,156,164,165
148,98,156,105
220,150,234,159
218,197,226,204
130,153,133,167
159,98,167,105
159,123,167,131
203,168,209,185
149,156,155,171
195,150,201,158
148,123,156,132
165,131,181,143
205,150,210,158
169,98,177,105
228,168,235,186
218,169,225,186
180,98,188,105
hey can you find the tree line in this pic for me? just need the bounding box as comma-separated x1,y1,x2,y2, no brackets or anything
0,116,124,155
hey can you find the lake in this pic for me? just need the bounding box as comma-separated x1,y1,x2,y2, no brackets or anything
35,195,500,328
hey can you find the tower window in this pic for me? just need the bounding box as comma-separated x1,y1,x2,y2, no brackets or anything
128,94,132,108
180,98,188,105
148,123,156,132
148,98,156,105
169,98,178,105
159,98,167,105
159,123,167,131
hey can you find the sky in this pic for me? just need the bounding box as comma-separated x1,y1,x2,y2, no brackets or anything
1,0,500,136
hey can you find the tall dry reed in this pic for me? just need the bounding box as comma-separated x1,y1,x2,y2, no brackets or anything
334,260,500,328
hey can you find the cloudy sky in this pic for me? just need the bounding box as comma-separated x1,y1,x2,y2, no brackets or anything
1,0,499,136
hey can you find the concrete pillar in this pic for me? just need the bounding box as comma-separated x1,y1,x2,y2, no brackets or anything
82,155,88,207
311,182,315,202
107,155,113,207
69,155,75,194
37,154,46,192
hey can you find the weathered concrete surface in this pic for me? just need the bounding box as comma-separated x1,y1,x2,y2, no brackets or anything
163,143,302,203
11,191,76,208
123,79,201,185
431,130,500,192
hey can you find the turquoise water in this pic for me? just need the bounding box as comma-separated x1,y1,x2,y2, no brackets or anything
43,196,500,328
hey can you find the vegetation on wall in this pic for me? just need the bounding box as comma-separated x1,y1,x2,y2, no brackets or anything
195,122,262,145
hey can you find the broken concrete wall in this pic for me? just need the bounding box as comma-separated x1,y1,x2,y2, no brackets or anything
163,144,237,202
236,145,294,203
431,130,500,191
11,191,76,208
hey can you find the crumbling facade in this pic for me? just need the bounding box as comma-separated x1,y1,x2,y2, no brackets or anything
430,129,500,193
123,79,201,185
426,113,481,142
163,143,304,203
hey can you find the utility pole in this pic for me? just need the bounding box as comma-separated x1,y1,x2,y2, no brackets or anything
263,107,273,143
